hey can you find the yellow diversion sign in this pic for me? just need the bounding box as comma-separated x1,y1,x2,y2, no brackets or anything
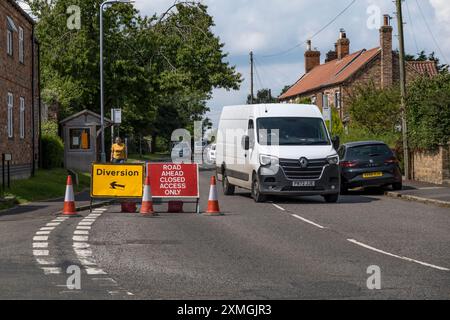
91,164,144,198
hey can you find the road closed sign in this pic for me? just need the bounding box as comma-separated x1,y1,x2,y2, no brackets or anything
91,164,144,198
147,163,199,198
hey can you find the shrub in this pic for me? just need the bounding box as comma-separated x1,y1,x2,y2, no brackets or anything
41,134,64,169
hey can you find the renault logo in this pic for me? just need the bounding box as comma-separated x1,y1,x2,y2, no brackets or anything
299,157,309,168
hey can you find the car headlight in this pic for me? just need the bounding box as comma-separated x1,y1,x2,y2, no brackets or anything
327,155,339,165
260,155,279,166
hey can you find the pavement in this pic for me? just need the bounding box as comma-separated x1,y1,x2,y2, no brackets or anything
386,179,450,208
0,168,449,300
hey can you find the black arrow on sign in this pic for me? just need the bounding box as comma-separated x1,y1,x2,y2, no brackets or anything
110,182,126,190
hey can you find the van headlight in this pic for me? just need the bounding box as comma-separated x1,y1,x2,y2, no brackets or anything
327,155,339,165
260,155,279,166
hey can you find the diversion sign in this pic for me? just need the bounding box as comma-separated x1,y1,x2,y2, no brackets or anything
91,164,144,198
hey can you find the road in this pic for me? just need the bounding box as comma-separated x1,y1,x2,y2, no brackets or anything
0,168,449,299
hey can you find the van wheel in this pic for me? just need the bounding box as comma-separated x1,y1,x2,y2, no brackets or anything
222,175,235,196
323,193,339,203
252,175,267,203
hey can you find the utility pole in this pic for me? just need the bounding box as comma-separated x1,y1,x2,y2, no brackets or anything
250,51,254,104
396,0,410,180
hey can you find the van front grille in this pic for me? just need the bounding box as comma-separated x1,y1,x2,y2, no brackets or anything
279,158,327,180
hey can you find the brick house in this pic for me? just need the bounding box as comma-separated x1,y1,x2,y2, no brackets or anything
0,0,40,180
279,15,438,125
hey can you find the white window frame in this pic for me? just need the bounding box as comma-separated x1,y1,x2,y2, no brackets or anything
7,93,14,138
19,27,24,63
335,91,341,109
20,97,25,139
7,29,13,56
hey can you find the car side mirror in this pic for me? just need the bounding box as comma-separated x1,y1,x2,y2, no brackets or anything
242,135,250,151
332,136,340,150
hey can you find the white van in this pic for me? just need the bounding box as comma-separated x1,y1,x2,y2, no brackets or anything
216,104,341,203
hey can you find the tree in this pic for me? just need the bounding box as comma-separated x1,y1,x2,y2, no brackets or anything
405,50,449,74
347,82,401,135
24,0,242,151
407,73,450,150
247,88,277,104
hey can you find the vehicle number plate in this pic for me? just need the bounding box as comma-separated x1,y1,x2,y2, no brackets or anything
292,181,316,187
363,172,383,179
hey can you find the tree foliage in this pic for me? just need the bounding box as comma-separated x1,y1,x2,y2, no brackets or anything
347,82,401,135
407,73,450,150
24,0,241,144
247,88,277,104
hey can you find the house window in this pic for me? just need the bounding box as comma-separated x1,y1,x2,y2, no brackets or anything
335,92,341,109
69,128,91,150
6,16,17,56
20,97,25,139
7,93,14,138
311,96,317,104
322,93,329,108
19,27,24,63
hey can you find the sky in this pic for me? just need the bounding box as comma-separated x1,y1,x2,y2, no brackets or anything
20,0,450,127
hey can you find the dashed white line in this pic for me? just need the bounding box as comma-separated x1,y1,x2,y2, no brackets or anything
33,250,49,256
292,214,326,229
347,239,450,272
33,236,49,242
73,243,90,249
73,235,89,242
36,231,51,235
76,226,91,230
46,223,60,227
74,230,90,235
40,227,56,231
85,268,107,275
33,243,49,249
272,204,286,211
36,258,57,265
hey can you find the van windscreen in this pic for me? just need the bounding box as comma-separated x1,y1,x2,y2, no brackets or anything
257,117,331,146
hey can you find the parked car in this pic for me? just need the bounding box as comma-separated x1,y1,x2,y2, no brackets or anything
338,141,402,193
216,104,341,203
171,142,192,163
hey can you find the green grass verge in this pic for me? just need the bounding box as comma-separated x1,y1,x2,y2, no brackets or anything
1,168,90,208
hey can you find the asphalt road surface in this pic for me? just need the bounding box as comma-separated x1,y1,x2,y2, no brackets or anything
0,169,449,299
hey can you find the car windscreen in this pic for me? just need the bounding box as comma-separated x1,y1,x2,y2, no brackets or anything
256,117,330,146
346,144,393,160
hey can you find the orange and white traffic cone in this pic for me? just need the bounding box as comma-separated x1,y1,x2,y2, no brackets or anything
62,175,78,217
205,176,222,216
140,176,156,217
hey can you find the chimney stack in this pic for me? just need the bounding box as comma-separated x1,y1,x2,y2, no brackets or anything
336,29,350,60
304,40,321,73
380,14,393,88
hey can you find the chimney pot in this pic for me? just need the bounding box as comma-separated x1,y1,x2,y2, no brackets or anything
383,14,391,27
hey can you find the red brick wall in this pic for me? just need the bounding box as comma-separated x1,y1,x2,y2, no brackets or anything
0,0,39,177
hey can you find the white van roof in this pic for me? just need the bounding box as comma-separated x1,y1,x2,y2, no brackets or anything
220,104,323,120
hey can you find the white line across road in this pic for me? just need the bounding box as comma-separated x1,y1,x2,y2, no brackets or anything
272,203,326,229
347,239,450,272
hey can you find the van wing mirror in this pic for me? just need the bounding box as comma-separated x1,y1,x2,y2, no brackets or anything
332,136,340,150
242,135,250,151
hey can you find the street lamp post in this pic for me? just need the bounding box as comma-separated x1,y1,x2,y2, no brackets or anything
99,0,132,163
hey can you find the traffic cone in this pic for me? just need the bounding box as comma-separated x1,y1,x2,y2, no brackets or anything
62,175,78,217
140,176,156,217
205,176,222,216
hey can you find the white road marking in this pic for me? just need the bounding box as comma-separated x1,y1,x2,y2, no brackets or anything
76,226,91,230
74,230,89,235
33,243,49,249
33,236,49,242
52,218,68,222
78,258,97,266
42,267,62,275
73,236,89,242
292,214,326,229
82,218,97,222
46,223,60,227
33,250,49,256
36,258,57,265
418,187,445,190
272,204,286,211
94,208,107,211
88,214,102,218
78,222,94,226
347,239,450,272
74,249,93,258
85,268,107,275
36,231,51,235
40,227,56,231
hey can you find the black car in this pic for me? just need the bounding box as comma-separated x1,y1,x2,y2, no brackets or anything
337,141,403,193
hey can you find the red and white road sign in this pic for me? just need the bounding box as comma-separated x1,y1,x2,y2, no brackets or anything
147,163,199,198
